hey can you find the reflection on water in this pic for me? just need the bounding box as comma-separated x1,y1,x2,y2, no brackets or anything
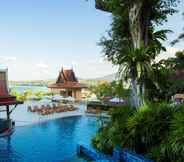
0,116,98,162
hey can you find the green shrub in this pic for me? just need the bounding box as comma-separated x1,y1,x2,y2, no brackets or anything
92,105,135,154
149,104,184,162
92,102,184,162
126,103,176,154
10,89,51,101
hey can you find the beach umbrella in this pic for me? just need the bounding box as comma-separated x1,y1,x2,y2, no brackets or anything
65,96,75,102
39,98,51,104
87,95,100,102
109,97,124,103
42,95,52,100
52,95,63,102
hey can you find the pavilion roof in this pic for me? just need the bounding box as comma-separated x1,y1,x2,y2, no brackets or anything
56,68,78,84
48,68,87,89
0,69,23,106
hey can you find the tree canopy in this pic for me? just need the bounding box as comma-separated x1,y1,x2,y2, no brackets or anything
95,0,179,107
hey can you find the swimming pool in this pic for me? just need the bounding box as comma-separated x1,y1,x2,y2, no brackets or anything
0,116,98,162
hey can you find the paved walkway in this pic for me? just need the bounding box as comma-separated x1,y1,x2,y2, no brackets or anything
0,101,87,126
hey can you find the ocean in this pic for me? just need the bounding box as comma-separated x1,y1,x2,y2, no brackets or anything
9,85,49,93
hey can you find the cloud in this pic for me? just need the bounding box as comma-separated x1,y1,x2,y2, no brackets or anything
40,68,51,74
75,58,118,78
35,62,56,78
0,56,17,61
0,56,17,68
156,47,182,62
71,61,78,66
166,47,180,55
36,62,49,69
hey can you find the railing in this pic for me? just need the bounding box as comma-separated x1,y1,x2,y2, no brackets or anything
77,144,154,162
77,144,112,161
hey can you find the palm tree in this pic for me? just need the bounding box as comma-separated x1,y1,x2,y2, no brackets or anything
118,47,153,106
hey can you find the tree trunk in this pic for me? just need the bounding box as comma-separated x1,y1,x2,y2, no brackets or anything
131,77,141,108
128,2,143,108
129,2,142,49
140,82,145,105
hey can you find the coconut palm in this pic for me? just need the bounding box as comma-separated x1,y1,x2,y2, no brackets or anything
117,47,153,106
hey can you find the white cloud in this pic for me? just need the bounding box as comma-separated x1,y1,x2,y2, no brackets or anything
0,56,17,68
75,59,118,79
156,47,182,62
40,69,52,75
36,62,49,69
71,61,78,68
0,56,17,61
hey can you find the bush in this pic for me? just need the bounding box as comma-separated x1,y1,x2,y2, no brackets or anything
92,105,135,154
126,103,176,154
92,102,184,162
10,89,52,101
149,104,184,162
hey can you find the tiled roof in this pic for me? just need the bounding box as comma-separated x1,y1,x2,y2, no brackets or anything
56,68,78,83
49,68,87,89
0,70,23,106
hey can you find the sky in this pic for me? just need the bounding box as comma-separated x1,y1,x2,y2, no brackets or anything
0,0,183,81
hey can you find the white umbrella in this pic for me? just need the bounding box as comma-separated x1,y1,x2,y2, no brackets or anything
87,96,100,102
52,95,63,102
42,95,52,100
39,98,51,104
109,97,124,103
65,96,75,102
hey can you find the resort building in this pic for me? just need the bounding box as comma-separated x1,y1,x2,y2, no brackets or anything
48,68,87,101
0,68,23,137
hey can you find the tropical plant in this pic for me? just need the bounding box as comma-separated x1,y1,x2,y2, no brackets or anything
125,103,176,154
90,80,130,99
10,89,52,101
147,50,184,100
92,102,184,161
148,104,184,162
92,105,135,153
95,0,178,108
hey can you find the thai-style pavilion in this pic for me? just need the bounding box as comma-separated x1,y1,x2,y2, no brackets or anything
48,68,87,100
0,68,23,137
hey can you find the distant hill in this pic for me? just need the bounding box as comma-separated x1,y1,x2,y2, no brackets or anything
9,73,117,86
88,73,117,81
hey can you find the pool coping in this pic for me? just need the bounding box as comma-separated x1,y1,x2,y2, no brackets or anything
15,111,84,128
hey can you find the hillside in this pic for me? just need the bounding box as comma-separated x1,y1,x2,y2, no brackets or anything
9,73,117,86
88,73,117,81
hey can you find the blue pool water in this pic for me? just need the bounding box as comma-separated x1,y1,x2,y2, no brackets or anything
0,116,98,162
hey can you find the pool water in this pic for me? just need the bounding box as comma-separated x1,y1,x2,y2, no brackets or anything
0,116,98,162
